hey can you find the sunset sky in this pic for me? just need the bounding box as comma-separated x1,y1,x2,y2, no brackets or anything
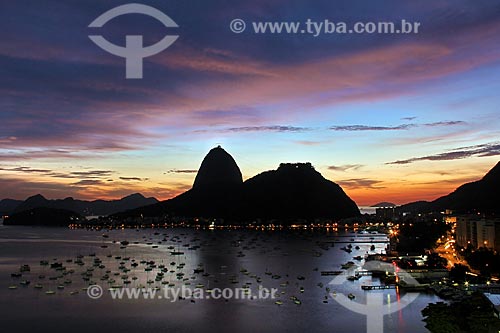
1,0,500,205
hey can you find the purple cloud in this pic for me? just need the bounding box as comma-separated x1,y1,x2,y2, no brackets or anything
387,142,500,165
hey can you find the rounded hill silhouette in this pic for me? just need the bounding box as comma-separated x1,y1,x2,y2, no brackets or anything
241,163,359,219
193,146,243,189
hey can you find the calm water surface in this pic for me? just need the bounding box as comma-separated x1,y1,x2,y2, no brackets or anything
0,225,440,332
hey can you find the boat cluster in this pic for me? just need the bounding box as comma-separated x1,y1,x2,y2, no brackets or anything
7,230,385,306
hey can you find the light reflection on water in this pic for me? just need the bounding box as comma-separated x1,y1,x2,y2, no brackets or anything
0,226,438,332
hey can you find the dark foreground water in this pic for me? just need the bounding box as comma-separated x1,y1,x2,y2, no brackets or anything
0,225,440,332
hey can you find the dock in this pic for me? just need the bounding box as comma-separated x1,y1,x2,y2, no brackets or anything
361,283,430,291
361,285,396,290
331,240,389,244
355,270,372,276
321,271,343,276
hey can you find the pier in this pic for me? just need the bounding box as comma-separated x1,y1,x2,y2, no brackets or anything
361,285,396,290
321,271,343,276
331,240,389,244
361,283,430,291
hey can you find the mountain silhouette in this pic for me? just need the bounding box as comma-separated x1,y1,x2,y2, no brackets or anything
10,193,158,216
4,207,82,226
119,147,360,220
0,199,23,214
193,145,243,189
240,163,359,219
18,194,49,211
432,161,500,212
144,146,245,218
399,161,500,213
480,161,500,182
371,202,396,207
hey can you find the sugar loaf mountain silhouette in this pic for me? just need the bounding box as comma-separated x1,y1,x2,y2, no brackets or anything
120,146,360,220
4,147,500,226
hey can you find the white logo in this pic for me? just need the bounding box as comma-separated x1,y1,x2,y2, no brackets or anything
229,19,246,33
87,284,103,299
88,3,179,79
329,260,420,333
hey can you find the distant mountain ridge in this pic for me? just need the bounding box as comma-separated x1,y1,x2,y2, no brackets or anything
371,202,396,207
2,193,158,216
118,146,360,220
0,199,23,214
399,161,500,214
